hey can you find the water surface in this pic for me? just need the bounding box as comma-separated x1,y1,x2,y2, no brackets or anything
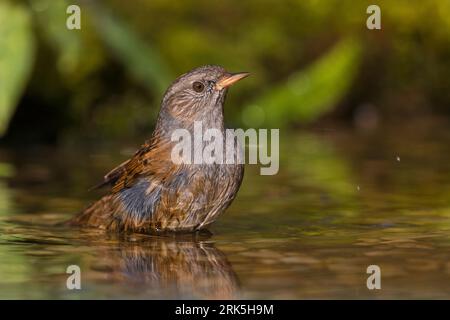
0,119,449,299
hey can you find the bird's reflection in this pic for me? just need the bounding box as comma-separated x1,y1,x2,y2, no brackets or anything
85,232,240,299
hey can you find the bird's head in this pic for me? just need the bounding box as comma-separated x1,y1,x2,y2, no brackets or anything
158,65,249,126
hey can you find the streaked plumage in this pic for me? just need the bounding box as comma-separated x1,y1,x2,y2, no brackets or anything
68,66,248,233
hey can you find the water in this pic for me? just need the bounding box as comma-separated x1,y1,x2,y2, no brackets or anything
0,119,449,299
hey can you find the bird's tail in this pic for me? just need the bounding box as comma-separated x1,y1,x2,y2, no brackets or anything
63,194,117,229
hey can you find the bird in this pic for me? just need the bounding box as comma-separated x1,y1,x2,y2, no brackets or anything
67,65,249,234
85,234,239,299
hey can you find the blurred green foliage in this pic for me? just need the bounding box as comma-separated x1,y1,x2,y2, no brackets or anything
0,0,449,142
0,2,35,135
244,39,361,127
32,0,82,77
89,4,173,93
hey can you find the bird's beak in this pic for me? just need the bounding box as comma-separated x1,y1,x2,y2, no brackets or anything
216,72,250,90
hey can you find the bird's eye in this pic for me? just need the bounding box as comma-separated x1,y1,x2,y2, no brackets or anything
192,81,205,93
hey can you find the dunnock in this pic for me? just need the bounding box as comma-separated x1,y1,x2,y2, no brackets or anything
68,65,249,233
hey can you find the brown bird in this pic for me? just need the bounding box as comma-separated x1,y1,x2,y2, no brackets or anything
91,235,239,299
68,65,249,233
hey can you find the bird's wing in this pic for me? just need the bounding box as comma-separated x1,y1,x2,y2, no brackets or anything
89,159,130,190
90,142,154,191
110,147,150,193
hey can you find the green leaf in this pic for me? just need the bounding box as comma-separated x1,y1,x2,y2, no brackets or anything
31,0,82,77
244,38,362,127
0,2,35,136
87,4,173,94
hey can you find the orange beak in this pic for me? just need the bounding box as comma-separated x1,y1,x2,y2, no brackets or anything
215,72,250,90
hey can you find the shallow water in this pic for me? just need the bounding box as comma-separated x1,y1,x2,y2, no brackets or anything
0,119,449,299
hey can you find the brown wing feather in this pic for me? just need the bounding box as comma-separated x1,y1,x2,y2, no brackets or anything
110,139,176,194
110,153,146,193
89,159,131,190
90,141,154,192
